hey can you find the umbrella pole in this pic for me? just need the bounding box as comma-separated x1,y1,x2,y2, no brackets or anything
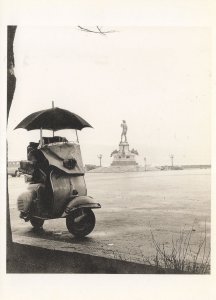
52,101,54,137
76,130,79,143
40,127,43,146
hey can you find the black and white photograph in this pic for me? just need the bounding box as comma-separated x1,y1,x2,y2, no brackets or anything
1,0,216,299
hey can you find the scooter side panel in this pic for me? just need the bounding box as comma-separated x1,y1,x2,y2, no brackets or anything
17,183,50,218
17,190,36,212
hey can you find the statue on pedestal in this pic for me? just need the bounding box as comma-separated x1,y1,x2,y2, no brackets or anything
121,120,128,143
110,120,138,166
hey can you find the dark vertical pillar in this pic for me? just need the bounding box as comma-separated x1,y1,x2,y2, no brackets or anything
7,25,17,268
7,26,17,116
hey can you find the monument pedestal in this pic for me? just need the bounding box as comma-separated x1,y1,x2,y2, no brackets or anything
111,141,138,166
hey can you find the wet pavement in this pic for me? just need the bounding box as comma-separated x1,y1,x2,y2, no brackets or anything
9,169,211,264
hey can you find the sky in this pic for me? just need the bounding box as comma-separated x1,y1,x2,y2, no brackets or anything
7,26,211,166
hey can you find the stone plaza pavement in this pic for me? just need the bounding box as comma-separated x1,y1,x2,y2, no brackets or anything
8,169,210,269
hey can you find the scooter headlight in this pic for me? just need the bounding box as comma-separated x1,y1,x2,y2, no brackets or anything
72,189,78,195
63,158,77,170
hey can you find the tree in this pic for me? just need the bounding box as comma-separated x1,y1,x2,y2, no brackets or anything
78,26,116,36
7,25,17,267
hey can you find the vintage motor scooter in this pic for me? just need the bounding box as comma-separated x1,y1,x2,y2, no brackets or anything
15,105,101,237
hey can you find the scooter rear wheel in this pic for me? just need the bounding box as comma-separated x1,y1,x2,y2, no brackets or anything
30,217,44,229
66,208,95,237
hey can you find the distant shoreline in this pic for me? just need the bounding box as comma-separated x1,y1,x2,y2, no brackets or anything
87,165,211,173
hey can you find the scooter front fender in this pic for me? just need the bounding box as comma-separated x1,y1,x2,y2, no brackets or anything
62,196,101,217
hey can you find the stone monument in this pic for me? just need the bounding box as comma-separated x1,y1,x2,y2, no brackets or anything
111,121,139,166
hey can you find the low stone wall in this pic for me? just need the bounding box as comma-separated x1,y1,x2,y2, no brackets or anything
88,166,160,173
7,237,180,274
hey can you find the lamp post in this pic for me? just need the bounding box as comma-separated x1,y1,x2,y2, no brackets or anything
98,154,102,167
170,154,174,168
144,157,147,171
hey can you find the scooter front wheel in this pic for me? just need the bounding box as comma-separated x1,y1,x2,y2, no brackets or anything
66,208,95,237
30,217,44,229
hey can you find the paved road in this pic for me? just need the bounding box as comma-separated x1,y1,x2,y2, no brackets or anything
9,169,211,264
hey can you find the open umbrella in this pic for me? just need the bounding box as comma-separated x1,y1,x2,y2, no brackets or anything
14,106,92,131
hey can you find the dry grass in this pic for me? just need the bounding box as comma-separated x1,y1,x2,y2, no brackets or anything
148,223,210,274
